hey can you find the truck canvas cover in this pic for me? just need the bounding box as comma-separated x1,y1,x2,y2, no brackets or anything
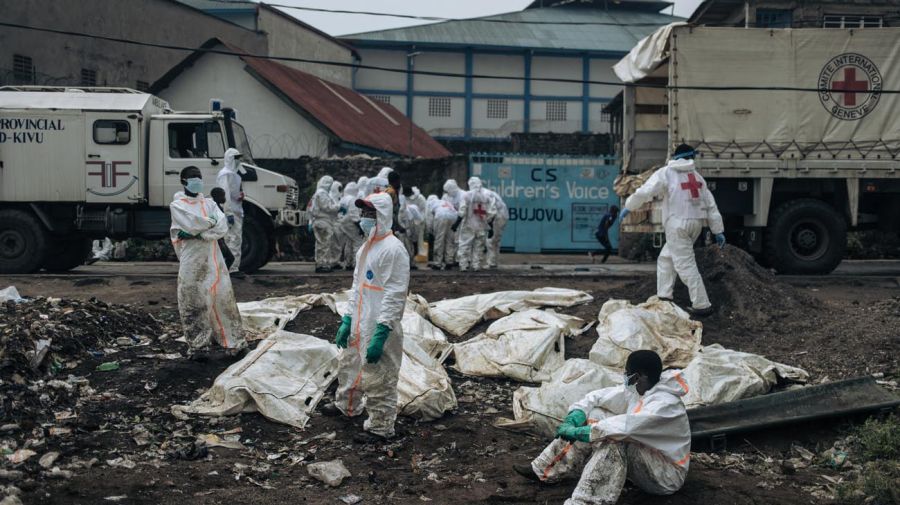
669,27,900,159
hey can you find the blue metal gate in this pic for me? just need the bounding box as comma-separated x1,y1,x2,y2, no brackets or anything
470,153,621,253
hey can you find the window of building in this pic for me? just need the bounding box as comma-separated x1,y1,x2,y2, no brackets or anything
81,68,97,86
93,120,131,145
369,94,391,105
135,80,150,92
486,99,508,119
12,54,34,83
756,9,793,28
167,122,224,159
823,15,883,28
428,97,451,117
545,101,567,122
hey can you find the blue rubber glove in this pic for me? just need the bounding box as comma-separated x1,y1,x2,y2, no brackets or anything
619,208,630,222
558,425,592,443
176,230,196,240
227,215,235,225
335,315,352,349
366,323,391,364
715,233,726,249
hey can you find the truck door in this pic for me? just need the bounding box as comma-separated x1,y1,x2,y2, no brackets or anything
84,113,141,203
162,121,226,201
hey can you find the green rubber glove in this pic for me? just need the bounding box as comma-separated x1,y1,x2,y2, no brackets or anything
176,230,196,240
335,315,352,349
556,410,587,438
366,323,391,364
558,425,592,443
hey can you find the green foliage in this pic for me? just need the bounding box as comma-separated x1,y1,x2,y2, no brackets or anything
854,415,900,461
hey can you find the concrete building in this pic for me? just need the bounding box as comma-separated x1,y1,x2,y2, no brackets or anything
177,1,359,86
690,0,899,28
341,0,680,141
0,0,357,90
152,40,449,160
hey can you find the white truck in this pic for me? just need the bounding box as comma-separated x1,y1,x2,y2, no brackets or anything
613,26,900,274
0,87,301,274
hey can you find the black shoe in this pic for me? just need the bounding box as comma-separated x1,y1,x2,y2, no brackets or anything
687,306,715,317
352,431,390,444
319,403,343,417
513,464,542,483
315,266,332,273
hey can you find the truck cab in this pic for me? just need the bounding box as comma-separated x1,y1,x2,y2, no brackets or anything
0,86,301,274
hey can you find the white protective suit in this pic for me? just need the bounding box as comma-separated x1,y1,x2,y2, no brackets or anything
442,179,463,265
337,182,364,268
457,177,496,271
329,181,345,265
357,176,371,198
430,195,459,269
310,175,341,268
530,371,690,505
170,191,245,351
624,158,724,310
91,238,114,261
334,192,411,438
216,148,245,272
485,188,509,269
398,196,424,267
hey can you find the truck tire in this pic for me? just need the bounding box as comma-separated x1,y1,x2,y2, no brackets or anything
42,238,92,272
0,209,50,274
239,213,270,274
764,199,846,274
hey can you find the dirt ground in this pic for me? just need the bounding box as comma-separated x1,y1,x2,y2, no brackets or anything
1,250,898,505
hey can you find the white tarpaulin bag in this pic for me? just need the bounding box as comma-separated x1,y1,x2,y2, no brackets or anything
590,297,702,369
681,344,809,408
428,287,593,337
398,338,457,420
494,359,621,437
171,331,339,429
452,309,589,382
237,294,326,339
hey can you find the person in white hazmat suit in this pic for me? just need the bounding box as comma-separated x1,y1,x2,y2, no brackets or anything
337,181,364,270
428,194,460,270
398,191,424,269
485,188,508,269
329,181,345,268
514,350,690,505
357,176,370,198
621,144,725,317
310,175,341,273
215,148,245,273
453,176,496,271
320,192,410,443
169,166,245,356
442,179,463,267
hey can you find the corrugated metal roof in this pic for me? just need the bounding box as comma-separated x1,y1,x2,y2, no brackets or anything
235,51,450,159
343,5,682,54
0,89,158,111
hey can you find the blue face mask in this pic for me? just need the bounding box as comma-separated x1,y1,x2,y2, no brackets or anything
184,177,203,194
359,217,376,236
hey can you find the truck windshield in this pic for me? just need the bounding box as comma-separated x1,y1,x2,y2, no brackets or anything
230,122,255,165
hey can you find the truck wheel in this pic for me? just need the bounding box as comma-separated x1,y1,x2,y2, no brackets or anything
43,238,92,272
764,199,846,274
0,209,49,274
239,214,270,274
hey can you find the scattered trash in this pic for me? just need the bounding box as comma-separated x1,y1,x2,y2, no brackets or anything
168,440,208,461
0,495,24,505
199,434,245,450
38,452,60,469
5,450,36,465
339,495,362,504
103,496,128,502
307,459,351,487
95,362,120,372
105,457,137,469
43,467,74,480
0,286,23,303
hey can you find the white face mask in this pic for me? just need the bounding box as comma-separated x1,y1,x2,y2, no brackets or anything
359,217,376,236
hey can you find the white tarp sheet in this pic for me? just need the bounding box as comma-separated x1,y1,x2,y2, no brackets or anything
427,287,593,337
681,344,809,408
494,359,621,437
613,22,686,83
171,331,339,429
399,338,457,420
452,309,589,382
590,297,702,369
237,294,326,338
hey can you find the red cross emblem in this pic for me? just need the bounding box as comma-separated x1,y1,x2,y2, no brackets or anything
473,203,488,219
832,67,868,107
680,173,703,199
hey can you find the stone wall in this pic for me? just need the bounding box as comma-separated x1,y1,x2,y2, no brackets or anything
440,132,614,157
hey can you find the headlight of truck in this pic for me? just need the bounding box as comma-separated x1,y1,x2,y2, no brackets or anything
285,185,300,209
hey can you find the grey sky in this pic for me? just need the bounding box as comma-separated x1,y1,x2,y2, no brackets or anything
270,0,704,36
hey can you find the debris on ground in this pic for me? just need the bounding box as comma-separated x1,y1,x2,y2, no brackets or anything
307,459,351,487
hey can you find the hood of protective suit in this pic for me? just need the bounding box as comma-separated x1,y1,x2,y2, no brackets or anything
357,177,370,197
443,179,460,195
426,194,439,210
369,176,389,194
377,166,394,179
363,192,393,238
316,175,334,192
343,182,358,197
668,158,696,172
646,370,689,398
468,176,483,191
330,181,343,199
223,148,243,174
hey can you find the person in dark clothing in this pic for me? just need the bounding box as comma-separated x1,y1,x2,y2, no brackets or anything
589,205,619,263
